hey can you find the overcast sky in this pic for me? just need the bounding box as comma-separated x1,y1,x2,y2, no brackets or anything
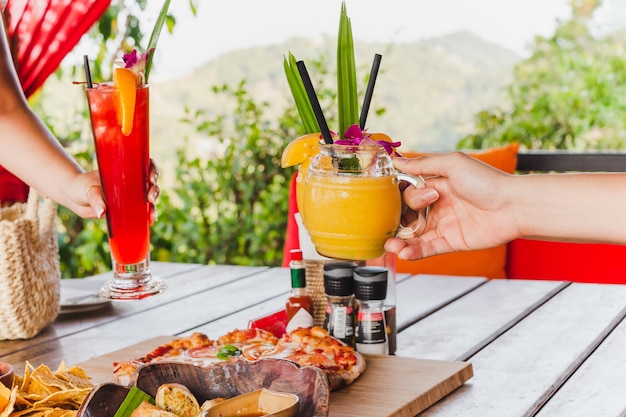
145,0,573,81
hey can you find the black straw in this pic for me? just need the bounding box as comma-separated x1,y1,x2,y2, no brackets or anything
83,55,93,88
296,60,333,144
359,53,382,130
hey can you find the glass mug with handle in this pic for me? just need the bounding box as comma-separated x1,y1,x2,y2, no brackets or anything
299,143,429,261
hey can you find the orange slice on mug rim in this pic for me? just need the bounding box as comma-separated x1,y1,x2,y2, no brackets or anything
281,133,323,168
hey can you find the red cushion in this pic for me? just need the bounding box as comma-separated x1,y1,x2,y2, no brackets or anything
506,239,626,284
282,174,300,267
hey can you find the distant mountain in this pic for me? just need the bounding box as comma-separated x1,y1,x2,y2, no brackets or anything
151,30,520,154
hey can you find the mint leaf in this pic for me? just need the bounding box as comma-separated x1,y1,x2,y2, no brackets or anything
337,155,361,172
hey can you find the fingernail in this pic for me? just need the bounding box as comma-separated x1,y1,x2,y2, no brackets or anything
422,188,439,202
95,205,105,219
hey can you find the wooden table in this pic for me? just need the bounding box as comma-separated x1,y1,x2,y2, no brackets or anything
2,261,626,416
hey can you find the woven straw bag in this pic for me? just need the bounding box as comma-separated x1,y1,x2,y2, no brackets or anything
0,190,60,340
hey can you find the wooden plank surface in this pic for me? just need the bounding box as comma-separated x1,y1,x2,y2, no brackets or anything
395,275,487,331
396,279,567,361
0,262,206,356
76,337,473,417
1,267,288,368
535,309,626,417
182,273,488,341
417,282,626,417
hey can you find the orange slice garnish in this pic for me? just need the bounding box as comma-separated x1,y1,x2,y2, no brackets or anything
369,132,393,142
113,68,138,136
369,132,404,156
281,133,323,168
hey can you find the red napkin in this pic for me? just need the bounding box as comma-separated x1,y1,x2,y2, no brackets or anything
248,310,287,338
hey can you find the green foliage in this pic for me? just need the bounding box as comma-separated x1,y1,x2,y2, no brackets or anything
151,81,300,266
458,2,626,150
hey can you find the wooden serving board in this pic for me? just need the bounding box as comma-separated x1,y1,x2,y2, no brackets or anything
77,337,472,417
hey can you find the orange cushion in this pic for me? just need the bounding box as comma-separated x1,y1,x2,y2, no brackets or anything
395,143,519,279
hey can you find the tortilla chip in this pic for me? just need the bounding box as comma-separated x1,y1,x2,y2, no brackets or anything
0,384,12,411
45,410,77,417
33,389,91,409
53,369,91,391
9,407,53,417
0,387,17,417
8,362,94,417
28,366,73,394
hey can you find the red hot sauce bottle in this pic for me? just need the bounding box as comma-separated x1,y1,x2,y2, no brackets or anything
285,249,314,333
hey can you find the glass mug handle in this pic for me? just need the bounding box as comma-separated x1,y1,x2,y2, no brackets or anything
395,173,430,239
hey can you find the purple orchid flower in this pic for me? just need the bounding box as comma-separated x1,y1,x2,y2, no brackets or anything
334,124,401,155
120,48,154,85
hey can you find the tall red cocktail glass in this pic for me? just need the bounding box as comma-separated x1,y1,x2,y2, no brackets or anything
86,83,166,300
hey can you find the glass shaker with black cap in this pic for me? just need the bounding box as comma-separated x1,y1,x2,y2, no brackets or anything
323,261,357,347
354,266,388,355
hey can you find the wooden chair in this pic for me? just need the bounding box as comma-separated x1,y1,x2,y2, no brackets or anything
508,150,626,284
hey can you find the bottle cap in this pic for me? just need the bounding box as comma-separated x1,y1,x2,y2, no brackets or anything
323,261,357,296
354,266,387,301
290,249,303,261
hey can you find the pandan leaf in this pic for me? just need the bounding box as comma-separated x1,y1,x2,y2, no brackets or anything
144,0,171,83
113,387,154,417
337,2,359,138
284,52,318,133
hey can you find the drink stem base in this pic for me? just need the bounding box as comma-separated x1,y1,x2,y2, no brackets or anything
99,258,166,300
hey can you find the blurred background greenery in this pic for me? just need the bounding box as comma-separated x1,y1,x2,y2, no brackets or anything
30,0,626,278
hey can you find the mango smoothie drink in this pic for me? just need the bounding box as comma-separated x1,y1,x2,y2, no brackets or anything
303,173,401,260
298,143,427,261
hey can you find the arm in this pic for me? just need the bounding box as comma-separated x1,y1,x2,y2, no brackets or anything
385,152,626,260
0,12,104,217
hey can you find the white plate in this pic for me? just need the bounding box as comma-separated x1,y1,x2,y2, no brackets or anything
59,288,111,314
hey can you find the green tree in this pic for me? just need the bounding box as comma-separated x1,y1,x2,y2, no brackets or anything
458,0,626,150
151,81,298,266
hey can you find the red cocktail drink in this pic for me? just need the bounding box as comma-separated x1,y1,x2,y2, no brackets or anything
87,82,165,300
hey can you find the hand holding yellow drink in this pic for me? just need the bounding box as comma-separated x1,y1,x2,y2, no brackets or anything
282,2,429,261
282,129,428,261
